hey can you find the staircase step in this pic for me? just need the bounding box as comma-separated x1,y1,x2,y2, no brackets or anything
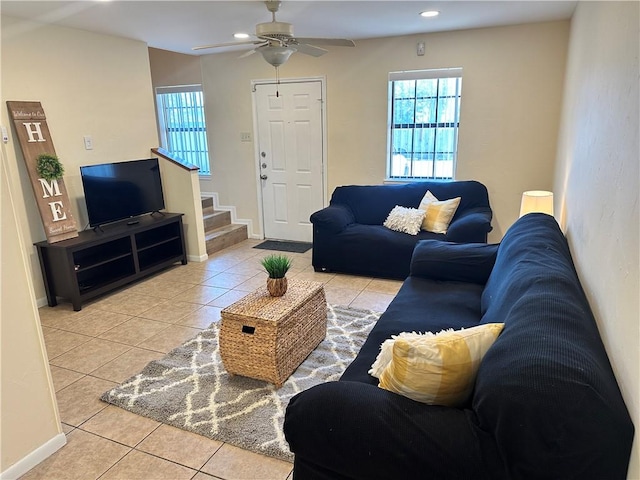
205,223,248,255
201,196,214,210
204,210,231,231
202,206,215,216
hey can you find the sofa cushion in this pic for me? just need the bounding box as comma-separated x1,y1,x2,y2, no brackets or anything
315,224,443,279
341,276,484,385
410,240,499,285
473,214,634,479
383,205,425,235
285,381,492,479
374,323,504,406
329,180,490,225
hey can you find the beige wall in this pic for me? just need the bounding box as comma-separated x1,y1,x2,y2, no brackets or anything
553,2,639,476
1,152,64,474
200,21,569,241
158,158,208,261
1,15,160,302
148,47,203,88
0,15,159,473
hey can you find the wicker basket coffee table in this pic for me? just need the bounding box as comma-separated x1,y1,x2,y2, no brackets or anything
219,279,327,388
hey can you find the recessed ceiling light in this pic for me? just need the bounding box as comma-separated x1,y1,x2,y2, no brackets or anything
234,33,250,39
420,10,440,18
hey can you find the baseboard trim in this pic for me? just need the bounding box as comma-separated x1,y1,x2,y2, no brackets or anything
35,296,49,308
188,253,209,262
0,433,66,480
200,191,256,238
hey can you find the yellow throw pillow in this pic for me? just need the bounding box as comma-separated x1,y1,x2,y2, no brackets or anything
417,191,461,234
378,323,504,406
418,190,439,210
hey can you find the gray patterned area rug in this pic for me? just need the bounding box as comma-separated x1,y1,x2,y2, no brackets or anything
101,304,380,462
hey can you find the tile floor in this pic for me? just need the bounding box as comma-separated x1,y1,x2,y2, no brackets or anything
23,239,403,480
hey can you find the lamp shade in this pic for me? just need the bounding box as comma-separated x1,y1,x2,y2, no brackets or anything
519,190,554,217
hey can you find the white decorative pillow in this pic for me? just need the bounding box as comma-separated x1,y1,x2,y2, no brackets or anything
383,206,426,235
374,323,505,406
418,190,461,234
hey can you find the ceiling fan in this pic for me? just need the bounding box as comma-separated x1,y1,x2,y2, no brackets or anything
192,0,355,67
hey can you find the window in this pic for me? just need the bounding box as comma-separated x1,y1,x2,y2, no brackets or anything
387,68,462,180
156,85,210,175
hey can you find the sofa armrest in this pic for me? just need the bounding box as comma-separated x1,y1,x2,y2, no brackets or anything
284,381,492,480
446,208,493,243
410,240,499,285
310,205,355,234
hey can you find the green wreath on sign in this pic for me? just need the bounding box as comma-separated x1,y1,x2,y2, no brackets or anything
36,153,65,181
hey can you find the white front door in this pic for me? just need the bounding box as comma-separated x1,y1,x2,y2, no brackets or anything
254,80,324,242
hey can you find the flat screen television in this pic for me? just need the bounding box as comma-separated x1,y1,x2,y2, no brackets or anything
80,158,165,227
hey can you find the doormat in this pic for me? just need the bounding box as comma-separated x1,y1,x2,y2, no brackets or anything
254,240,312,253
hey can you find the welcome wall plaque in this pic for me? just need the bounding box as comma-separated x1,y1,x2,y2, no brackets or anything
7,101,78,243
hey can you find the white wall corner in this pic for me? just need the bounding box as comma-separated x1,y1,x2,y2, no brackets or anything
200,191,259,239
0,433,66,480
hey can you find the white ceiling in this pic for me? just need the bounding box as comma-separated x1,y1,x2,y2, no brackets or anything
1,1,577,56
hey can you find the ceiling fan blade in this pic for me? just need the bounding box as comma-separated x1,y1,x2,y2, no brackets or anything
293,38,355,47
238,48,259,59
192,40,263,51
291,43,328,57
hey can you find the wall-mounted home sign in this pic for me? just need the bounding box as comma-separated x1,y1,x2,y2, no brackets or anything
7,101,78,243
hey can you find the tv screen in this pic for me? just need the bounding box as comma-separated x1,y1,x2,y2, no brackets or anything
80,158,165,227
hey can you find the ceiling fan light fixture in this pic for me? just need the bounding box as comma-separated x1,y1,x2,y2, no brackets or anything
420,10,440,18
234,32,250,39
260,46,296,67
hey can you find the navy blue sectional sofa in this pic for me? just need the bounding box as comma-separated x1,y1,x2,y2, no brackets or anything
284,214,634,479
310,180,493,280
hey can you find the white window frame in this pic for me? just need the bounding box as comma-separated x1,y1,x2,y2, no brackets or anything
386,68,463,181
155,85,211,175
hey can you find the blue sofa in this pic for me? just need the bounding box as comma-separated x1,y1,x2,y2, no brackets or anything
284,214,634,479
310,180,492,280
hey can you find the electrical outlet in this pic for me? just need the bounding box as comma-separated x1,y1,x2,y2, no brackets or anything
83,135,93,150
417,42,425,56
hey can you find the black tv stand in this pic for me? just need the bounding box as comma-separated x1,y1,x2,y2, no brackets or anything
35,212,187,311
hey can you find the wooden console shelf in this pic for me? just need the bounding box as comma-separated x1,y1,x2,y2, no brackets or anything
35,212,187,311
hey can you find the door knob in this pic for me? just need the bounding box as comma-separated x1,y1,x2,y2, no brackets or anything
260,174,268,180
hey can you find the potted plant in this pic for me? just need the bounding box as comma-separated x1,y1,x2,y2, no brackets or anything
261,254,292,297
36,153,65,181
